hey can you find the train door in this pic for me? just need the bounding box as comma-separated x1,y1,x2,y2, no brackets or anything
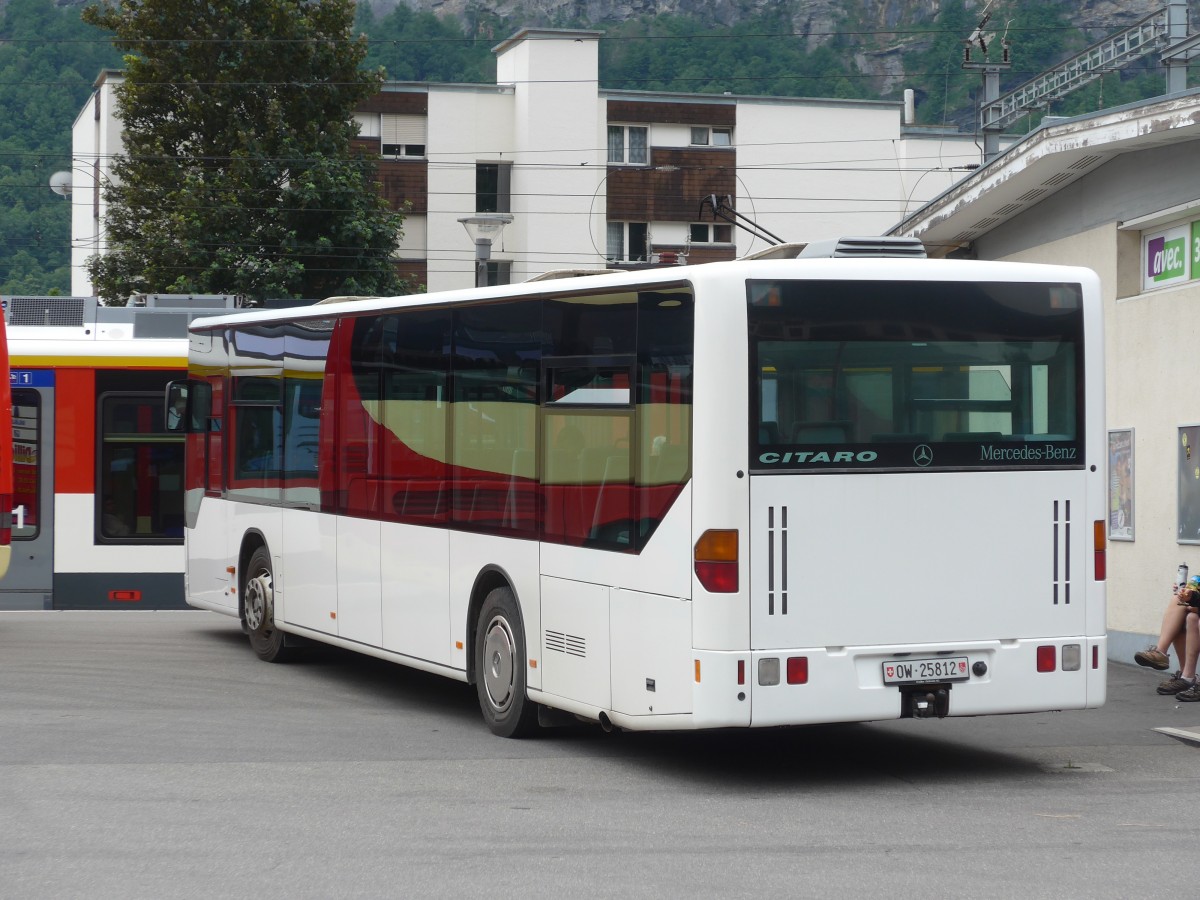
2,373,55,608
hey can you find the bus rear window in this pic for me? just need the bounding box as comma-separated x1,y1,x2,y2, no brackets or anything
748,279,1084,472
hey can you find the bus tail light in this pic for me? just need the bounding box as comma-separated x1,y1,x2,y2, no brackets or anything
786,656,808,684
1036,645,1056,672
1093,520,1106,581
694,529,738,593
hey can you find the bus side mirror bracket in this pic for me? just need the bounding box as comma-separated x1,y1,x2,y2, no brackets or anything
165,381,189,433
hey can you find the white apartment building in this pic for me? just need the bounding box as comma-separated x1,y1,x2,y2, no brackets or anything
71,27,988,295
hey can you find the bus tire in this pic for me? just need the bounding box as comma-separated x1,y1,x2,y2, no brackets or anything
243,546,292,663
474,586,538,738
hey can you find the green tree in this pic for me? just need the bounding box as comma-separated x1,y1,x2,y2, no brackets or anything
0,0,119,295
81,0,405,303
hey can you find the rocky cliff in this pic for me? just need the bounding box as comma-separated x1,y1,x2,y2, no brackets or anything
365,0,1177,88
368,0,1166,40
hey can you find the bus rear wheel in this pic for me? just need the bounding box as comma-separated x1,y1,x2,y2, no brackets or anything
474,586,537,738
243,546,292,663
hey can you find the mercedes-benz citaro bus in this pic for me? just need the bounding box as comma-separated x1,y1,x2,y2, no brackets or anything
169,237,1106,737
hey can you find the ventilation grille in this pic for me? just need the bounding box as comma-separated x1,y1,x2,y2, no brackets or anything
132,310,196,339
1042,171,1075,187
5,295,89,327
798,236,927,259
766,505,790,616
545,630,586,657
1052,499,1071,605
1069,154,1103,170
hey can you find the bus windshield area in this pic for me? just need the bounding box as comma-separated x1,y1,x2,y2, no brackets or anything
748,279,1084,472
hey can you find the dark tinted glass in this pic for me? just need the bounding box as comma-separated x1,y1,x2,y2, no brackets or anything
748,280,1084,472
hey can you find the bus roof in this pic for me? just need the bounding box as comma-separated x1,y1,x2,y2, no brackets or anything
186,256,1100,333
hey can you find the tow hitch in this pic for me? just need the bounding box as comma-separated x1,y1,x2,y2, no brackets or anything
901,685,951,718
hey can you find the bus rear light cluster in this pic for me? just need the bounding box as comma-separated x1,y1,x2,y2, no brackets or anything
1093,520,1106,581
757,656,808,686
1037,643,1082,672
694,529,738,593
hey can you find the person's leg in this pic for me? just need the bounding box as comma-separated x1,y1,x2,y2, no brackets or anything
1184,611,1200,681
1137,599,1187,669
1172,628,1187,668
1157,614,1194,691
1174,613,1200,700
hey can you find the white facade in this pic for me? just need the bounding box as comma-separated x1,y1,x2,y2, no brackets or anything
70,28,990,296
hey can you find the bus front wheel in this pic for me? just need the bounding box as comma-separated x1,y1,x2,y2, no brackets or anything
243,546,292,663
474,586,537,738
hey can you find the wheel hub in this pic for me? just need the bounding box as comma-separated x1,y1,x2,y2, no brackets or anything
482,616,516,713
244,572,272,632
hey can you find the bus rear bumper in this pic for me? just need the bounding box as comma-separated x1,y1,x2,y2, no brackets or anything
693,637,1107,729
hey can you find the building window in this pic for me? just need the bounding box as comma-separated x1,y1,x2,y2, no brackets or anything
486,260,512,286
381,114,427,159
607,222,648,263
691,126,733,147
476,163,512,214
383,143,425,158
608,125,648,165
689,223,734,243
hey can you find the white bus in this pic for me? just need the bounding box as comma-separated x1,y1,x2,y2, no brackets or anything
172,239,1107,736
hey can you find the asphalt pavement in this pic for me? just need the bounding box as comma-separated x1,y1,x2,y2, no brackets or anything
2,610,1199,899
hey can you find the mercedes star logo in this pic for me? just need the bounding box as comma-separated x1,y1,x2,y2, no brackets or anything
913,444,934,467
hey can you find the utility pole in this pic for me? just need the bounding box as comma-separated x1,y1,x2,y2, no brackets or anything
1164,0,1190,94
962,1,1012,165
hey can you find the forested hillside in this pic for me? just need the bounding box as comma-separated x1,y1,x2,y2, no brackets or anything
0,0,119,295
0,0,1183,295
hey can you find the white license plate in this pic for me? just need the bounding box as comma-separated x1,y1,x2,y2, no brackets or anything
882,656,969,684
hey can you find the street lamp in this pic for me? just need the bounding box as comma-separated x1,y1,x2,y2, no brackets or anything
458,214,513,288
